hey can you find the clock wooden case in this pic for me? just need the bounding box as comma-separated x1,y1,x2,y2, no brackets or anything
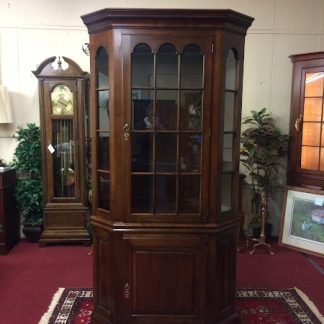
288,52,324,190
82,8,253,324
33,57,90,246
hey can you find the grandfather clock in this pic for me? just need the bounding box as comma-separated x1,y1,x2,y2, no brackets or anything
82,8,253,323
33,56,90,246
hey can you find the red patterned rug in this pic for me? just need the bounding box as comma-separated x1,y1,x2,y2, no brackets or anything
39,287,324,323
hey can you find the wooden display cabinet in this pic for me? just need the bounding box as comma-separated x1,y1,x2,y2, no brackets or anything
0,168,20,254
288,52,324,190
82,8,253,323
33,57,90,246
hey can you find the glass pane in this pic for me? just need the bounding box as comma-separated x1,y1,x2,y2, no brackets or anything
180,91,202,131
225,50,236,90
98,173,110,209
179,133,201,173
155,175,176,213
301,146,319,170
96,46,110,211
303,98,322,121
96,47,109,89
222,161,233,173
178,175,200,213
305,72,324,97
224,92,235,132
132,44,154,88
52,119,75,197
156,90,178,130
302,122,320,146
180,45,203,88
221,174,232,212
51,85,74,115
131,133,153,172
223,133,233,163
132,90,153,130
97,90,109,130
156,44,178,88
156,133,177,172
131,175,153,212
98,132,109,170
320,149,324,171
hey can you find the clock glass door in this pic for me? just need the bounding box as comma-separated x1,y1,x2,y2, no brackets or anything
50,84,76,198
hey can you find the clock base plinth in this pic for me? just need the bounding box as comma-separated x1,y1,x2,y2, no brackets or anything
39,206,90,247
39,229,90,247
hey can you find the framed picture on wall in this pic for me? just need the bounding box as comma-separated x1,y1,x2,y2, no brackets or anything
279,186,324,257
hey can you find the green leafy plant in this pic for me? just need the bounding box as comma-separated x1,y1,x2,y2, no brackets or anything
11,123,43,225
241,108,289,228
12,123,41,175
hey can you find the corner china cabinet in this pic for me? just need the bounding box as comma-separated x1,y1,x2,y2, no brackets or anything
33,57,90,246
288,52,324,190
82,8,253,323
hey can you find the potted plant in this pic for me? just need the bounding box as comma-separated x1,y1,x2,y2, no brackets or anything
11,123,43,242
240,108,289,242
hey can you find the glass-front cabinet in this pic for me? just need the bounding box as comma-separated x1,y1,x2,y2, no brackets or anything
82,9,253,324
33,57,90,246
288,52,324,190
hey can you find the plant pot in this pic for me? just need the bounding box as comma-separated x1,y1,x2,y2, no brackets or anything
23,224,43,242
252,222,272,240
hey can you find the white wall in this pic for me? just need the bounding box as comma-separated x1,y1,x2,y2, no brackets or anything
1,0,324,235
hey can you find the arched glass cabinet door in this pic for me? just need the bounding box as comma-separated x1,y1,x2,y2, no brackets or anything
300,71,324,171
221,48,238,216
130,41,205,219
95,46,110,211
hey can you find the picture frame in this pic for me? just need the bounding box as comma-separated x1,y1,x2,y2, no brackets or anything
279,186,324,257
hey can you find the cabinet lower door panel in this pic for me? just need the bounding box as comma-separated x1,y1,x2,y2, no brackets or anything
127,234,206,323
91,224,238,324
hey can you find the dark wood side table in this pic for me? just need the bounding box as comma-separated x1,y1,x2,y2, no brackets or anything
0,168,20,254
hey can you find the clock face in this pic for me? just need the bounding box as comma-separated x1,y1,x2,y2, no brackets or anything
51,84,74,115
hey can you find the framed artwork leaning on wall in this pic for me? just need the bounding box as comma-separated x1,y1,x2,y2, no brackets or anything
279,186,324,257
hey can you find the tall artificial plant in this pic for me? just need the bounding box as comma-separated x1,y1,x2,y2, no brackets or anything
11,123,43,226
240,108,289,228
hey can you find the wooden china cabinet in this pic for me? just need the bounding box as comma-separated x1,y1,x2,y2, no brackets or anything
288,52,324,190
82,8,253,324
33,57,90,246
0,168,19,254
